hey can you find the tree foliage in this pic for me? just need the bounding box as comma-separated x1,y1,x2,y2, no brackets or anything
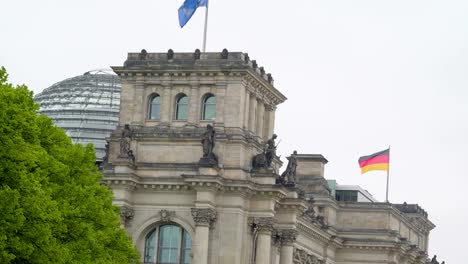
0,67,140,264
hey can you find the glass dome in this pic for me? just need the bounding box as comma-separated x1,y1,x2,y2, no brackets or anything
35,69,121,162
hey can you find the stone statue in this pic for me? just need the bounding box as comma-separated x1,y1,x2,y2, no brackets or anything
202,124,215,159
120,124,132,156
221,48,228,59
265,134,277,167
431,255,439,264
252,151,267,170
167,49,174,60
138,49,147,60
259,66,265,75
281,150,298,183
102,141,109,164
199,125,217,167
252,60,258,69
194,49,201,60
252,134,278,172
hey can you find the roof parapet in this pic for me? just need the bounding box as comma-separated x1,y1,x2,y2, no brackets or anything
122,49,276,86
393,203,428,218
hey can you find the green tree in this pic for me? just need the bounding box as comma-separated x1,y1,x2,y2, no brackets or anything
0,67,140,264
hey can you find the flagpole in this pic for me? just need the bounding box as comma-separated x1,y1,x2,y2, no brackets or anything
385,145,391,203
202,0,209,52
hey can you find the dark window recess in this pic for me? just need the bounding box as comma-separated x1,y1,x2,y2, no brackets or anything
335,190,358,202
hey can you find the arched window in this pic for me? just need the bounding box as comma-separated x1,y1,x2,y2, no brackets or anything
149,94,161,120
201,94,216,120
144,224,192,264
175,94,188,120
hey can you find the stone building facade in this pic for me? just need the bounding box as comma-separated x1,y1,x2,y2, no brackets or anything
103,50,435,264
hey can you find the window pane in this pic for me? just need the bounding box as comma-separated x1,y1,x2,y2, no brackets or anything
176,95,188,120
158,225,181,264
144,229,156,263
205,96,215,104
149,96,160,120
202,95,216,120
178,96,188,104
181,231,192,264
158,248,170,263
203,104,215,120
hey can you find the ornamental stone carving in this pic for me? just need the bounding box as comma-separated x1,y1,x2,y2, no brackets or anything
120,206,134,227
250,217,275,233
277,229,298,245
191,208,217,227
293,248,323,264
159,210,175,222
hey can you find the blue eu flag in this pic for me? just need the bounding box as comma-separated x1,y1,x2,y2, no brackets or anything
178,0,207,28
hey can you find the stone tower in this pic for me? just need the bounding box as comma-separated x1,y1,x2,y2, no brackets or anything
104,49,297,264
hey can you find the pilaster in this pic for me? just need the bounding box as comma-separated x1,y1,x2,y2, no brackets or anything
160,84,172,126
191,208,217,264
248,93,257,133
252,217,274,264
277,229,298,264
243,90,251,129
187,84,199,127
256,99,265,138
214,84,226,128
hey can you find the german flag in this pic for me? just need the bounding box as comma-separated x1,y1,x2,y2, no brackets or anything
358,149,390,174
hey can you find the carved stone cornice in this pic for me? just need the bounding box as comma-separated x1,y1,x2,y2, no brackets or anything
191,208,217,227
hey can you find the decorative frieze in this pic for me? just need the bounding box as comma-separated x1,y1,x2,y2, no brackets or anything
191,208,217,227
293,248,323,264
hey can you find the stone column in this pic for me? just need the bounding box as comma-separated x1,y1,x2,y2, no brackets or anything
256,100,264,138
191,208,217,264
160,84,172,126
248,93,257,133
278,229,298,264
253,217,274,264
243,90,251,129
187,85,199,127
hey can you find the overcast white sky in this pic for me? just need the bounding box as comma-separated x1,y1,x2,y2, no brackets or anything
2,0,467,262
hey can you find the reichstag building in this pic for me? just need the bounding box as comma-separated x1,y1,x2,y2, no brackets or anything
40,50,437,264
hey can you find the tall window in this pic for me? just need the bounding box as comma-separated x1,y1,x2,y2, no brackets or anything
144,224,192,264
175,94,188,120
201,94,216,120
149,95,161,120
